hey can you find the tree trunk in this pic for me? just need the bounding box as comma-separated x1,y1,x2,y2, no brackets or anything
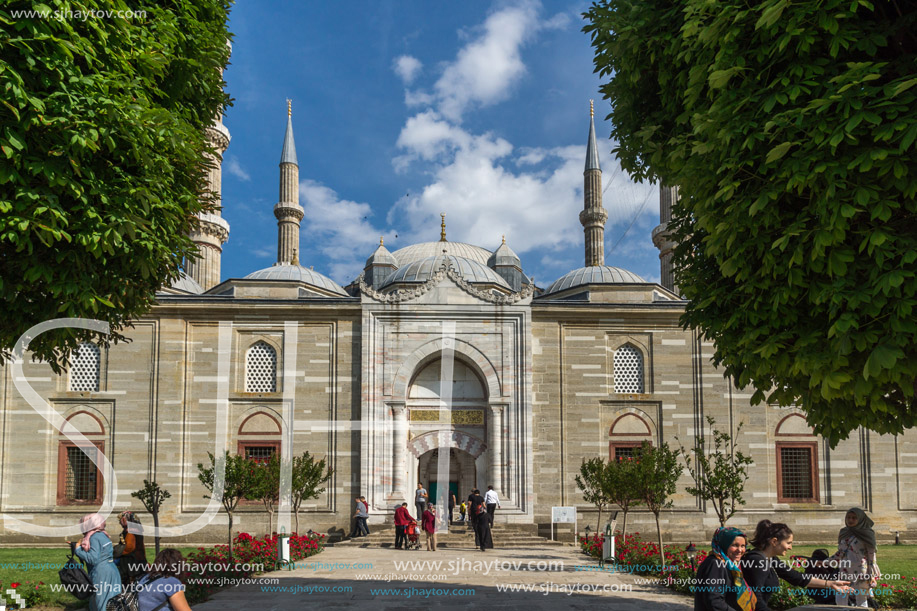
621,508,628,541
655,513,665,570
294,507,300,534
228,511,234,559
597,506,603,534
153,510,161,556
268,508,274,535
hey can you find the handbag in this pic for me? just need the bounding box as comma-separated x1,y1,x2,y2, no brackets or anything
106,576,168,611
58,550,94,601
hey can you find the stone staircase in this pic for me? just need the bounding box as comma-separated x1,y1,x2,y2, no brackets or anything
333,521,567,549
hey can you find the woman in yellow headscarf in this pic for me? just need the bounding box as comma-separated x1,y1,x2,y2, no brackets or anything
694,526,756,611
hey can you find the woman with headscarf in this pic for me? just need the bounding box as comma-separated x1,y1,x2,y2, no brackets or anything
694,527,756,611
114,511,148,584
830,508,880,607
71,513,122,611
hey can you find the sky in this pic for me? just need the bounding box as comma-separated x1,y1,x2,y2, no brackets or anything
219,0,662,288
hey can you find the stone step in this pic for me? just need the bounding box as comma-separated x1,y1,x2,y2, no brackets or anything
333,524,567,548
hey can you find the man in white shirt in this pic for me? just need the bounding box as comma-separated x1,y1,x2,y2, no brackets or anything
484,485,500,526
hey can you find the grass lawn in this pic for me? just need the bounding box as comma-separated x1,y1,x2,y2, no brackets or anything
791,544,917,583
0,546,202,610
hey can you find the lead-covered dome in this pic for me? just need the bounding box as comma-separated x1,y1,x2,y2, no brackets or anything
380,254,511,290
542,265,645,295
391,241,491,266
245,264,347,296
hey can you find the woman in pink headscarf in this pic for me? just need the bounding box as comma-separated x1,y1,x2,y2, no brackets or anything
70,513,122,611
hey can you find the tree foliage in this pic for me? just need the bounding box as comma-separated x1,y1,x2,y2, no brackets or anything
604,454,641,539
131,479,171,556
0,0,231,369
197,451,257,558
291,452,332,534
575,457,612,531
632,442,683,568
677,417,754,527
584,0,917,444
249,453,281,535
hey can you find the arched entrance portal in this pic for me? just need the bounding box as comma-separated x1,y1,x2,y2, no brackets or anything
417,448,476,515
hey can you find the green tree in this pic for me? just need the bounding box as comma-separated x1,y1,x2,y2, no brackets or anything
575,457,611,532
250,453,281,535
130,479,171,556
291,452,333,534
197,451,257,558
677,417,754,527
632,442,683,569
604,455,641,539
584,1,917,445
0,0,231,369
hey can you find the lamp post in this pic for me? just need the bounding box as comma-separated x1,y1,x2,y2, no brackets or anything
686,542,698,571
585,525,592,541
894,531,900,545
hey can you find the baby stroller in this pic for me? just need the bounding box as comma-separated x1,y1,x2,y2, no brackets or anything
405,520,421,550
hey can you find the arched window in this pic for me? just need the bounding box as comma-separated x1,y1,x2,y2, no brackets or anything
245,341,277,393
775,414,819,503
69,343,100,392
238,411,282,462
57,411,105,505
613,344,644,393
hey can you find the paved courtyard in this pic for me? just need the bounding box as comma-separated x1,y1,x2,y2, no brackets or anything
194,542,693,610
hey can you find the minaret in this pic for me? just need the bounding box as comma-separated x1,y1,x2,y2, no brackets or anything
653,185,679,293
579,100,607,267
274,100,304,265
186,49,231,291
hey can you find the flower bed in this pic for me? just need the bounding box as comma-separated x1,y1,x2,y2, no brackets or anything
184,531,325,603
874,577,917,610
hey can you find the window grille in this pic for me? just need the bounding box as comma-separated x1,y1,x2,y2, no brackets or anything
245,341,277,392
244,445,276,463
69,343,100,392
614,446,637,460
66,446,97,501
780,446,814,500
614,344,644,393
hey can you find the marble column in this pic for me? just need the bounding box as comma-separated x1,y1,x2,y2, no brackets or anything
389,401,407,499
488,403,505,493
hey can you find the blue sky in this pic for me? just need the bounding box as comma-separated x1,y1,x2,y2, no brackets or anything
219,0,662,288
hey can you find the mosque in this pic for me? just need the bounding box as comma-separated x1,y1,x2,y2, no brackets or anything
1,100,913,545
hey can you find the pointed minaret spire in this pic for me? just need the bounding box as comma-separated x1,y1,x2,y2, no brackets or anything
580,100,607,266
274,100,304,265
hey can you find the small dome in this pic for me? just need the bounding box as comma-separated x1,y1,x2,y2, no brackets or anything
543,265,645,295
161,272,204,295
380,255,511,290
245,264,347,296
391,242,492,266
365,243,397,268
487,241,521,268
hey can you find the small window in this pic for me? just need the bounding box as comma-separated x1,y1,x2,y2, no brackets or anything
245,341,277,393
57,442,103,505
613,344,644,393
776,442,818,503
609,441,646,461
69,343,100,392
243,444,277,463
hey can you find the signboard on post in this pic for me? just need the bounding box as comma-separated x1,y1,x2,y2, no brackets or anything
551,506,576,541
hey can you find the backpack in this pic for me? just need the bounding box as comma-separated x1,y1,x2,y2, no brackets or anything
475,503,485,516
106,576,168,611
58,551,93,601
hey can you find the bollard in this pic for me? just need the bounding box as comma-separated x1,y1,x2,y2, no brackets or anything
277,526,291,569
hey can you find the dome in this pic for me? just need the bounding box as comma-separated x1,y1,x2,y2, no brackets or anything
391,242,492,266
244,264,348,296
364,242,397,268
487,241,521,268
159,272,204,295
380,255,511,290
542,265,645,295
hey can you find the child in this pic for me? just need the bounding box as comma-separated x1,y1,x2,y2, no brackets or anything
830,508,880,608
459,501,467,523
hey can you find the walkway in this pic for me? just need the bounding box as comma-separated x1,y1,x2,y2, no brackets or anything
194,541,693,610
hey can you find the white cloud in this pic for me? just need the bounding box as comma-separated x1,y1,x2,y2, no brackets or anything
431,1,541,121
224,155,250,181
393,55,423,84
299,180,391,283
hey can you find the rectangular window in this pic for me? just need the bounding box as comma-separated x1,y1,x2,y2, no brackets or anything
609,441,645,462
776,442,819,503
244,445,276,463
57,442,103,505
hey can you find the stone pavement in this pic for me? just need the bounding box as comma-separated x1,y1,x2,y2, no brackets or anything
194,541,693,610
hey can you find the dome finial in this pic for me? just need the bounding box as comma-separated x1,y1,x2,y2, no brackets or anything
380,236,384,246
590,99,594,118
440,212,447,242
291,248,299,266
287,98,292,117
502,234,506,245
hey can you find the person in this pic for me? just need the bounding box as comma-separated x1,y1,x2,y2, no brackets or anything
742,520,851,610
694,526,756,611
448,492,456,524
459,501,467,523
415,483,428,521
484,485,500,526
468,489,486,546
804,549,839,604
71,513,122,611
349,496,369,538
830,508,880,607
394,503,413,550
359,496,371,536
136,548,193,611
474,500,494,551
422,503,437,551
114,511,148,585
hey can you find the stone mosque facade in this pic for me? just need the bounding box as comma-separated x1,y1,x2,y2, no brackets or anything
1,103,914,546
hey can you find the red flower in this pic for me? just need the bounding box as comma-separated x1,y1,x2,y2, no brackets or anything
11,582,20,588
